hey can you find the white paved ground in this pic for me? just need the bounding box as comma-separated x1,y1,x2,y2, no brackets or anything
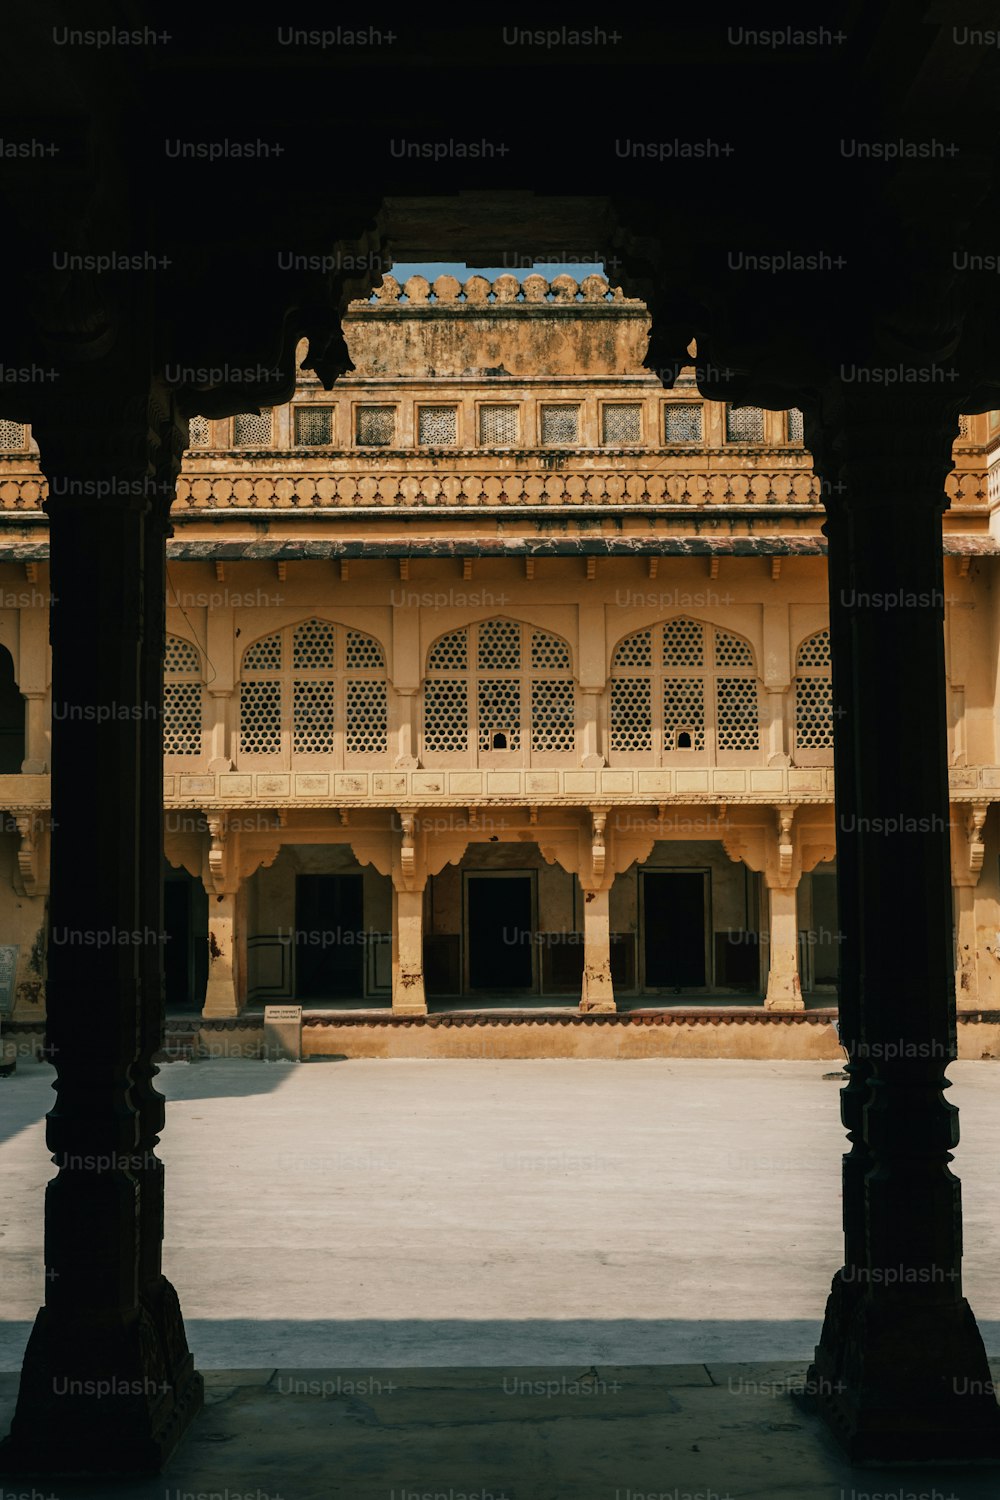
1,1057,999,1369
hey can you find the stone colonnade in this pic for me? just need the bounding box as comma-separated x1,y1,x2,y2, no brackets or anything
166,801,836,1016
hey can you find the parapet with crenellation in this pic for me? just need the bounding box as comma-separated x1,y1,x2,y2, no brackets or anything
343,273,652,378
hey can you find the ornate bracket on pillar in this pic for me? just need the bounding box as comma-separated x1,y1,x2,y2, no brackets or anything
399,810,416,884
13,811,41,896
776,804,796,884
966,801,989,877
206,814,229,893
590,808,607,883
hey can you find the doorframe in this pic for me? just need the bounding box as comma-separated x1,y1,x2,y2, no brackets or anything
461,868,539,995
638,867,713,994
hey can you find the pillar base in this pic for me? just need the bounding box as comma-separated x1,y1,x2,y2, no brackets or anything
391,1002,428,1017
579,997,616,1014
805,1270,1000,1462
764,994,805,1012
0,1301,204,1476
202,979,238,1019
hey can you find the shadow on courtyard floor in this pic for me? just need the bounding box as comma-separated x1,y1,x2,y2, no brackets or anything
2,1361,1000,1499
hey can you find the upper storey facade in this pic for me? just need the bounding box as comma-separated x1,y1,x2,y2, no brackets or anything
0,274,997,819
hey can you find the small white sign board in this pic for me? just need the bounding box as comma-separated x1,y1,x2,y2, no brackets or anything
263,1003,302,1062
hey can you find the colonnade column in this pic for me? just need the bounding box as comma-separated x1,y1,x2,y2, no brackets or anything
203,886,240,1018
19,604,50,773
806,386,1000,1461
951,804,988,1013
391,810,427,1015
21,692,48,773
762,877,802,1011
579,808,615,1013
0,374,202,1476
580,885,615,1012
391,885,427,1014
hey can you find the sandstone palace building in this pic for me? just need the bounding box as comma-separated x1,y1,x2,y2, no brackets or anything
0,271,998,1042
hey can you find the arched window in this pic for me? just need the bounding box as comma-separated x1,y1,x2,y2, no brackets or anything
609,619,760,761
238,618,388,765
164,635,202,757
794,629,833,754
422,619,575,763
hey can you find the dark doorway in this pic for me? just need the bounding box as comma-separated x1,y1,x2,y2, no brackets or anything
643,871,708,988
0,646,24,772
467,874,534,991
164,864,208,1011
295,874,365,1000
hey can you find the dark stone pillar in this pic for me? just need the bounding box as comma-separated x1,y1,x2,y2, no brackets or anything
0,381,203,1475
806,387,1000,1461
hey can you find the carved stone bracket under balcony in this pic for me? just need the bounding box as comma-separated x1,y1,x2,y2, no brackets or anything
966,801,990,878
13,811,43,895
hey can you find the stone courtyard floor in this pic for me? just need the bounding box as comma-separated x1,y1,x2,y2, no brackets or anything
2,1057,1000,1495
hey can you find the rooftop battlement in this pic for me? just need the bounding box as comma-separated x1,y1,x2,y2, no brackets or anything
353,272,638,309
343,273,650,378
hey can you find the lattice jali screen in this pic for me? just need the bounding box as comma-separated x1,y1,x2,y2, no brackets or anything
602,404,641,445
726,405,765,443
663,679,706,749
531,679,575,752
478,679,522,751
240,680,282,755
424,679,469,752
244,632,282,671
958,413,971,439
423,621,576,759
418,407,458,445
795,630,834,749
611,620,761,758
233,411,273,446
346,631,385,670
613,630,653,669
356,406,396,445
346,680,388,754
0,420,25,450
714,629,754,668
797,629,831,669
531,630,571,671
187,415,211,447
664,404,703,443
479,404,519,445
478,619,521,670
164,635,203,756
163,683,201,755
292,680,335,753
541,405,580,445
240,621,388,762
164,633,200,756
293,618,335,669
663,619,705,667
716,678,759,750
796,677,834,749
427,628,468,672
787,407,804,442
165,635,200,676
611,678,653,752
295,407,333,446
